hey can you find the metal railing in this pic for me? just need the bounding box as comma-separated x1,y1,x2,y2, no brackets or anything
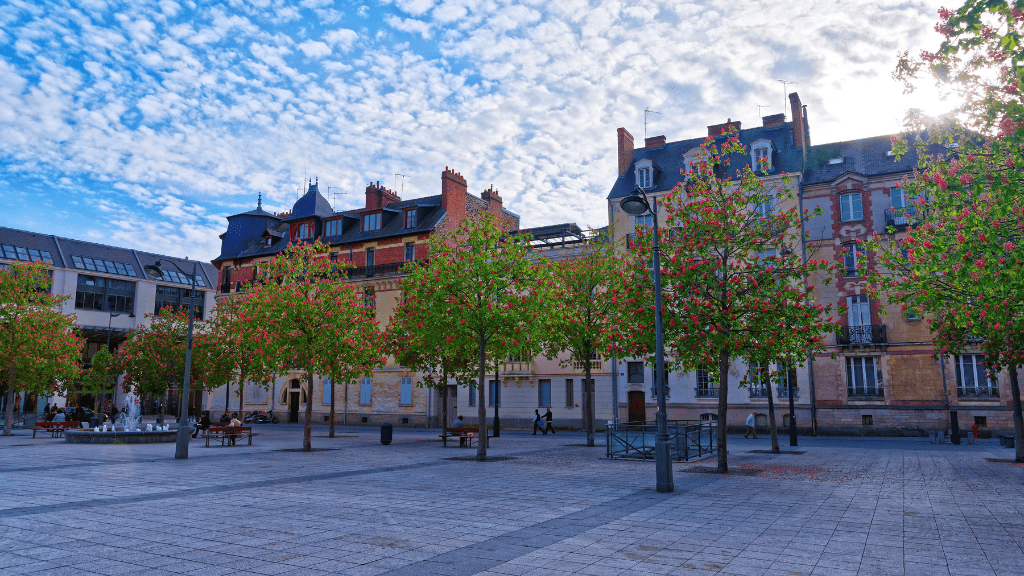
958,387,999,398
838,325,887,346
777,385,799,399
607,420,718,462
749,385,769,398
884,207,920,229
695,386,719,398
847,386,884,398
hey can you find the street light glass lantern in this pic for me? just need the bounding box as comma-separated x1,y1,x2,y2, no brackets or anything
143,261,165,280
619,194,651,216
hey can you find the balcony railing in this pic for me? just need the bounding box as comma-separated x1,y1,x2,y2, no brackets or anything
501,360,534,375
958,387,999,398
749,386,769,398
695,386,719,398
847,386,884,399
777,385,799,399
346,261,411,280
572,359,602,372
838,325,887,347
884,208,920,230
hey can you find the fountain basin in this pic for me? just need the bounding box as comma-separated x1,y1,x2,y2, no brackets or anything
65,428,181,444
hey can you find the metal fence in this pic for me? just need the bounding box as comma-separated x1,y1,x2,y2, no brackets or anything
606,420,718,462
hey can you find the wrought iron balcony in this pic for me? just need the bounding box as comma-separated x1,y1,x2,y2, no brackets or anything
777,385,799,399
847,386,884,399
957,386,999,399
346,261,410,280
695,387,719,398
748,386,769,398
838,325,887,347
884,208,920,230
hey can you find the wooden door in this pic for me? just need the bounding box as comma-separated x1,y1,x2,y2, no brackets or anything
627,391,646,424
289,392,300,423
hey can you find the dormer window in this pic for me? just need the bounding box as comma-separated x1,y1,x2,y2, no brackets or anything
750,139,774,173
404,208,416,229
683,149,701,178
362,212,382,232
265,238,272,247
294,222,312,241
635,159,655,189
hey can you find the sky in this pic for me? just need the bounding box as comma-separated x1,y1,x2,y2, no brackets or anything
0,0,953,262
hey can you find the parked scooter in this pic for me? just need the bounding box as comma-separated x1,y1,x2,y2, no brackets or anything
244,410,279,424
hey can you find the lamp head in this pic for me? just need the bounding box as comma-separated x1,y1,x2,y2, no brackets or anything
619,188,651,216
143,260,165,280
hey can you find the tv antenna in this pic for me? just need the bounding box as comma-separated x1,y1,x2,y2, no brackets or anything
756,103,770,117
327,186,346,212
777,79,798,120
644,107,661,139
394,173,406,197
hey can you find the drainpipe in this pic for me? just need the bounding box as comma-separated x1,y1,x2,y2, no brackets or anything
797,181,818,435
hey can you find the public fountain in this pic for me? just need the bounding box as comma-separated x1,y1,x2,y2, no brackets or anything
65,396,181,444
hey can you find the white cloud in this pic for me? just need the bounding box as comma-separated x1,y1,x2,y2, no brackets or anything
323,27,358,49
297,39,331,58
385,14,432,39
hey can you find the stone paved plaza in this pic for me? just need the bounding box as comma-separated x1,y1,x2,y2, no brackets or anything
0,424,1022,576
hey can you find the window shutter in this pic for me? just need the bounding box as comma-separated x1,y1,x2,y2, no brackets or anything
360,378,372,405
400,377,412,406
322,379,332,404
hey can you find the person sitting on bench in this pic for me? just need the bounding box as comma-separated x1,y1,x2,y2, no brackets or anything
192,411,211,438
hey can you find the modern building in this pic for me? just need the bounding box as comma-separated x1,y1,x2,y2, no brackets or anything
209,169,614,429
0,226,218,419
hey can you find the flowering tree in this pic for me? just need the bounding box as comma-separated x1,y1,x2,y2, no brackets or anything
408,215,553,460
239,240,385,451
0,261,84,434
611,133,839,472
541,230,626,447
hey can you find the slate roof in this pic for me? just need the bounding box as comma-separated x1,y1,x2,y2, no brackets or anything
803,132,947,185
284,180,334,221
606,120,808,201
0,226,217,287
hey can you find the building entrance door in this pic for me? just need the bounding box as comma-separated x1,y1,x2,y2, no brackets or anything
289,392,299,423
627,391,646,423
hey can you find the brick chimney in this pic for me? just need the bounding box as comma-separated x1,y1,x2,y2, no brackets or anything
644,135,666,148
441,167,467,223
617,127,634,176
762,113,785,127
789,92,807,162
481,185,503,219
365,181,400,209
707,119,742,138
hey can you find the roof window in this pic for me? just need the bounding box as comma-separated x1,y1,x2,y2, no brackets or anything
829,157,843,165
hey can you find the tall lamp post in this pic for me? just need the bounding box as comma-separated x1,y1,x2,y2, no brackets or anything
619,186,674,493
144,259,199,460
99,310,129,416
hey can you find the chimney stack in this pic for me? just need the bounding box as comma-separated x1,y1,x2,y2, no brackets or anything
762,113,785,128
441,166,468,225
789,92,807,163
644,135,666,148
365,182,401,209
617,127,634,176
707,119,742,138
481,185,503,220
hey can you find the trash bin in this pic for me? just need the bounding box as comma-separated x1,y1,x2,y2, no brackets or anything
380,423,392,445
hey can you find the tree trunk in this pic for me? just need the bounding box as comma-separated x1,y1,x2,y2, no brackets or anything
440,380,449,430
304,360,314,451
767,376,779,454
329,378,336,438
476,337,488,460
1010,366,1024,463
716,347,730,473
3,369,14,436
237,376,246,423
584,359,595,447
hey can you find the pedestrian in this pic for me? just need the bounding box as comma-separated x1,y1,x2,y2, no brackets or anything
744,413,758,439
219,411,231,423
533,410,543,435
193,411,211,438
543,408,556,435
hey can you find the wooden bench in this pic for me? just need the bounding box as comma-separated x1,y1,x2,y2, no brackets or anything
204,424,258,447
439,427,494,447
32,421,80,438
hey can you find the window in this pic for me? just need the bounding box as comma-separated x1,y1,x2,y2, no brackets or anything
295,223,312,240
636,166,651,188
975,416,987,427
322,378,332,404
70,255,135,277
843,244,866,277
0,244,53,264
538,379,551,407
846,356,882,397
324,219,342,237
75,275,136,314
748,362,769,397
778,366,798,398
840,193,863,222
565,379,574,407
265,237,273,247
469,384,476,406
405,242,415,262
488,380,499,407
364,287,375,309
246,385,267,404
359,377,372,405
696,366,718,397
365,248,375,276
847,295,871,327
890,188,917,221
700,413,717,421
400,377,413,406
404,209,416,229
362,212,382,232
754,195,773,218
627,362,645,383
955,355,998,397
651,366,669,400
751,141,773,173
154,285,204,319
635,214,654,229
862,415,873,426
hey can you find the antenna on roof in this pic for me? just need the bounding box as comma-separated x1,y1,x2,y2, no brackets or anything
394,173,405,197
777,79,798,120
644,107,662,140
756,103,770,117
257,191,263,210
327,186,345,212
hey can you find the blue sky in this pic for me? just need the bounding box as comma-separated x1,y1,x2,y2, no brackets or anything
0,0,950,261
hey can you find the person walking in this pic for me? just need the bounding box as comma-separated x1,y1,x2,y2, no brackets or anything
532,410,543,435
744,413,758,439
543,408,556,435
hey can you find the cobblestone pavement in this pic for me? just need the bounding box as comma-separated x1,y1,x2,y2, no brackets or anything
0,424,1021,576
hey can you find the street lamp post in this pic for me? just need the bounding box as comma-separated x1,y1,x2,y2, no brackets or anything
144,259,199,460
619,186,674,493
99,311,122,416
493,366,500,438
